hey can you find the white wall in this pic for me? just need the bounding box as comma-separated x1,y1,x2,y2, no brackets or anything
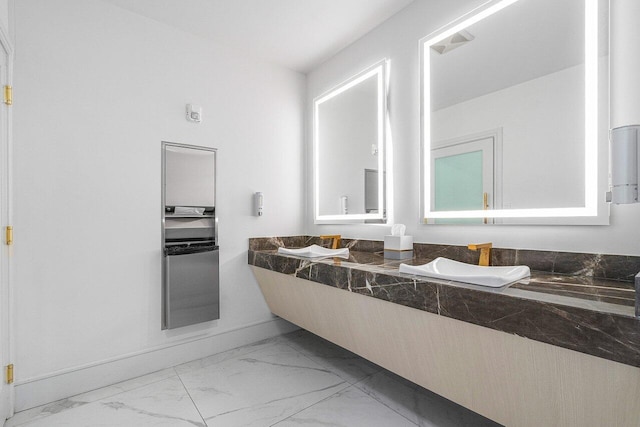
0,0,8,36
611,0,640,127
306,0,640,255
12,0,303,408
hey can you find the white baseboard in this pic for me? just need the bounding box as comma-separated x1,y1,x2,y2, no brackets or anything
14,318,298,412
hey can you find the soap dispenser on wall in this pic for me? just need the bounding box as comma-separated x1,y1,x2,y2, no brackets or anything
340,196,348,215
255,192,264,216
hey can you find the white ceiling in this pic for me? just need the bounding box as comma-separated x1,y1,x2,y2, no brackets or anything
99,0,416,73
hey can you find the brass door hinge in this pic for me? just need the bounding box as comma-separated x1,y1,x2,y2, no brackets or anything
5,226,12,246
5,364,13,384
3,85,12,105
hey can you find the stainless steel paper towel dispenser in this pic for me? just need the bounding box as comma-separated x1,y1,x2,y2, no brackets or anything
161,142,219,330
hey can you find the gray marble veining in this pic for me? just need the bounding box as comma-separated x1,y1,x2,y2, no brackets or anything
15,376,206,427
4,368,178,427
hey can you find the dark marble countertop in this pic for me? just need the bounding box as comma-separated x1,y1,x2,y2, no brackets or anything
248,237,640,368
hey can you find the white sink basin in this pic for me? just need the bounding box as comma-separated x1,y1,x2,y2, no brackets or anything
399,257,530,288
277,244,349,259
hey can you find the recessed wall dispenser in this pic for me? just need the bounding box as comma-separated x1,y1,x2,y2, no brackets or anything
162,142,219,330
608,125,640,204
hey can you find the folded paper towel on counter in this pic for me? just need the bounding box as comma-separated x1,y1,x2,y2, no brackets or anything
174,207,206,216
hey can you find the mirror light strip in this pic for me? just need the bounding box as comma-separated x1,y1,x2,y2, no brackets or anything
584,0,599,215
425,207,595,219
422,0,599,220
316,67,381,105
377,65,385,218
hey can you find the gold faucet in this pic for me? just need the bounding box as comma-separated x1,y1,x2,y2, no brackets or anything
320,234,341,249
468,242,492,266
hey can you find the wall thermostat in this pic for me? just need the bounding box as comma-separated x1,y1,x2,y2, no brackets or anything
186,104,202,123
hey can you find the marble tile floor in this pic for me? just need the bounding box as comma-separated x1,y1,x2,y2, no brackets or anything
6,330,501,427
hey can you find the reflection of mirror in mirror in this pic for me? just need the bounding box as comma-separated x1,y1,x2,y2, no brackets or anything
422,0,606,222
314,60,387,223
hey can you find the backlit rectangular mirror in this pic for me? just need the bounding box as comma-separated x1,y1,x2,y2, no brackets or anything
421,0,609,225
314,59,389,224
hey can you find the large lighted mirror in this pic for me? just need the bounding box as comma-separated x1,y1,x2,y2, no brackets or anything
314,60,388,224
421,0,609,224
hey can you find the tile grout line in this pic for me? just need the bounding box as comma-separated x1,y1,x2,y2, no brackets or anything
268,382,352,427
172,336,307,427
270,340,420,427
268,341,352,426
349,373,421,427
172,337,284,377
174,367,209,427
274,337,421,426
281,338,383,387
